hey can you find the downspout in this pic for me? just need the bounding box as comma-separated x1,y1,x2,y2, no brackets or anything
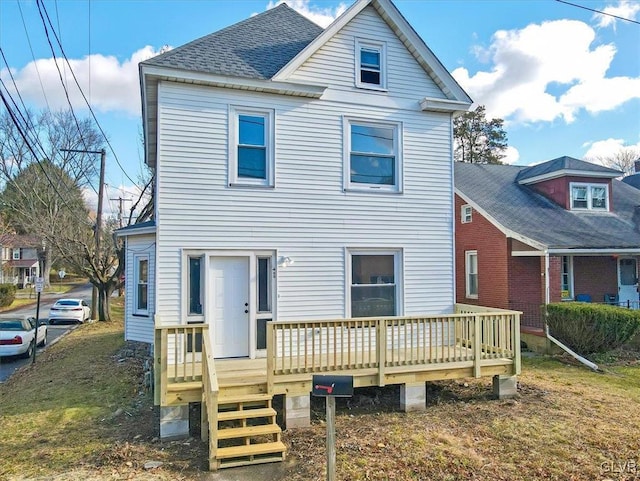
543,251,599,371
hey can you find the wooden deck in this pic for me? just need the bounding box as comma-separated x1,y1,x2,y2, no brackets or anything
155,304,521,470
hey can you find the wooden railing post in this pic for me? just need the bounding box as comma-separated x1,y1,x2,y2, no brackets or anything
377,319,386,386
514,312,521,375
266,321,274,394
473,314,482,378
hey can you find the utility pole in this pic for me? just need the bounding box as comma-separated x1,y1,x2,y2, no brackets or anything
109,196,132,228
61,148,106,320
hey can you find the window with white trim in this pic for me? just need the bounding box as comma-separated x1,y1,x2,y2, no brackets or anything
12,249,20,260
561,256,573,299
355,39,386,90
570,183,609,211
344,118,402,192
349,250,401,317
134,255,149,314
188,256,203,315
256,256,273,350
229,106,274,187
465,250,478,299
461,205,472,224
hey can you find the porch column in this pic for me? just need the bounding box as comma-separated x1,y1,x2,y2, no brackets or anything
400,382,426,412
159,405,190,440
285,393,311,429
492,375,518,399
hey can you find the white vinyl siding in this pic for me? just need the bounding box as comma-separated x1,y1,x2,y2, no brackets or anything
154,80,454,323
124,234,155,343
289,6,446,104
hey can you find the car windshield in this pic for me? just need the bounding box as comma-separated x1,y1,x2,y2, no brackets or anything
57,300,80,306
0,320,26,331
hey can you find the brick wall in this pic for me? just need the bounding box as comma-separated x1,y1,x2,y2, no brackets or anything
455,195,509,309
573,256,618,302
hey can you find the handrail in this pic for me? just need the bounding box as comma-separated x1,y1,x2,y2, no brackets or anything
201,332,219,469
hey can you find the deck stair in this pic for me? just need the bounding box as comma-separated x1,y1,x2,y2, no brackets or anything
213,393,285,469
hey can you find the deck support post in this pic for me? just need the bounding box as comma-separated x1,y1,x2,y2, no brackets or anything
285,393,311,429
400,382,426,412
492,375,518,399
160,405,190,440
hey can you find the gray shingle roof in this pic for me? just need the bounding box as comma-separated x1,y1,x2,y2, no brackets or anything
516,155,622,183
141,4,323,80
622,174,640,190
455,162,640,250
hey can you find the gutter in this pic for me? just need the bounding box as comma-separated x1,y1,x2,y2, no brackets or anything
542,250,599,371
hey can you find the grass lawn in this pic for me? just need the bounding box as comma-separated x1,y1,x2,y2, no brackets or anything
1,303,638,480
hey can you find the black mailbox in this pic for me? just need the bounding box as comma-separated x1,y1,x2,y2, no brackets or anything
312,374,353,397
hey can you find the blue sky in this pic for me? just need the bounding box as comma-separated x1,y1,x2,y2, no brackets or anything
1,0,639,211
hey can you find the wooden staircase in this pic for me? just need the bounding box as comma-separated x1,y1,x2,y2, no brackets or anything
212,393,286,469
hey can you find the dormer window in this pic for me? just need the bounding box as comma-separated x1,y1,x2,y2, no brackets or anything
570,183,608,211
355,39,386,90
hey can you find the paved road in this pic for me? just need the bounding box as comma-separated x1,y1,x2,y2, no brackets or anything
0,283,93,383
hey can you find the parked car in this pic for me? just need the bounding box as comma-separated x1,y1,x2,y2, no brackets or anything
48,299,91,324
0,315,47,358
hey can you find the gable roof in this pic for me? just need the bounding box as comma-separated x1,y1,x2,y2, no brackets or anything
273,0,471,104
142,4,323,80
516,156,622,185
623,173,640,190
455,162,640,251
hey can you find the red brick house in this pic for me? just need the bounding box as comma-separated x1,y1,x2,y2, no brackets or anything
454,157,640,345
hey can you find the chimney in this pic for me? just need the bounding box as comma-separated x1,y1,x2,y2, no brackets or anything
635,159,640,174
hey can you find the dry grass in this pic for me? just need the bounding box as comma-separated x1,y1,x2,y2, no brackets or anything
1,307,639,480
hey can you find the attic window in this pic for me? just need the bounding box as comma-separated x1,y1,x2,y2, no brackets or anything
461,205,472,223
570,183,609,211
355,39,387,90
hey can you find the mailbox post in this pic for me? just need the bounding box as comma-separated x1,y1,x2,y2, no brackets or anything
312,375,353,481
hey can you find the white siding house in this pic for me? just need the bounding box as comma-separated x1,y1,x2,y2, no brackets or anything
121,0,472,360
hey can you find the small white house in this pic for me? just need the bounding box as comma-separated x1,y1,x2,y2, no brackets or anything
120,0,471,354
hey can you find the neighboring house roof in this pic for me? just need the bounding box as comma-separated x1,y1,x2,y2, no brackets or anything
4,259,38,268
0,235,41,249
141,4,323,80
455,162,640,251
115,221,156,237
516,156,622,184
622,173,640,190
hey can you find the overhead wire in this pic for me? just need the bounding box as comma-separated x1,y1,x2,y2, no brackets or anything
555,0,640,25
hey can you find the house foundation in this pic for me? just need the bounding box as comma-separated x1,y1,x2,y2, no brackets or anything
400,382,426,412
159,405,190,440
285,393,310,429
492,375,518,399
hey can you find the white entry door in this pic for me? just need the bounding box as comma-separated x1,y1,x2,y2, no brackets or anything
210,257,250,358
618,257,638,307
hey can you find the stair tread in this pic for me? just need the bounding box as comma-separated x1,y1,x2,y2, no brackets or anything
217,423,281,440
216,441,286,459
218,393,272,404
218,407,276,421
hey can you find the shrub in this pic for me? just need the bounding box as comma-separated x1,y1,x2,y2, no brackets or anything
546,302,640,354
0,283,17,308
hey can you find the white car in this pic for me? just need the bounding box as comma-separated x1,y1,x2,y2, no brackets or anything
48,299,91,324
0,316,47,358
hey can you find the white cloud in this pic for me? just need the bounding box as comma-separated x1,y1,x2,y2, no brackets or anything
594,0,640,28
502,145,520,164
583,138,640,160
452,19,640,124
266,0,348,27
1,46,162,116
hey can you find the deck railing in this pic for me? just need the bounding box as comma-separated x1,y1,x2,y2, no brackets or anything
267,306,521,389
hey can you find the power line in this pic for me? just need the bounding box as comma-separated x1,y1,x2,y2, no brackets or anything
37,0,138,186
555,0,640,25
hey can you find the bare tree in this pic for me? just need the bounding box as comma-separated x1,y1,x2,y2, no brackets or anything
588,147,640,176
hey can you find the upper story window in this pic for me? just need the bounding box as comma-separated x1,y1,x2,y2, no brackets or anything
355,39,387,90
344,118,402,193
570,183,608,211
229,106,275,187
461,205,472,224
12,249,20,260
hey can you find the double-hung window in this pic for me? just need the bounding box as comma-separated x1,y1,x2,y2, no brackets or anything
344,118,402,192
349,250,401,318
12,249,20,260
570,183,609,211
229,106,274,187
465,251,478,299
461,205,472,224
134,255,149,314
355,39,386,90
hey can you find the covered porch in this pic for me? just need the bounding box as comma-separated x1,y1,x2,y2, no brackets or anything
154,304,521,470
